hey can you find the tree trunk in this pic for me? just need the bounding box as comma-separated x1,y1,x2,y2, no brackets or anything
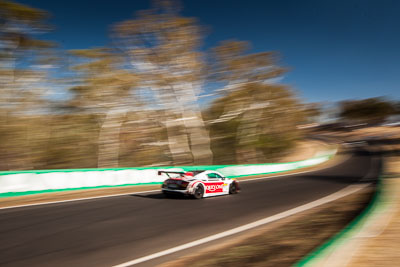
174,82,213,165
97,109,124,168
164,112,193,165
180,109,213,165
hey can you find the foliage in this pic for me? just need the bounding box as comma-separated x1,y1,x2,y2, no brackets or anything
205,83,303,164
0,0,56,114
302,103,322,124
339,97,396,124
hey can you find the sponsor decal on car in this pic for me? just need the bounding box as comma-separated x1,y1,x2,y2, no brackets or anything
205,182,224,193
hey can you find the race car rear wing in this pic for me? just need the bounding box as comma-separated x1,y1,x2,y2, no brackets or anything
157,170,185,178
158,170,206,178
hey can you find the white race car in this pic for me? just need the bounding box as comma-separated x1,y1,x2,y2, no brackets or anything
160,170,240,199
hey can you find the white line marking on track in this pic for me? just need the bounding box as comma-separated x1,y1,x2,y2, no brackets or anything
112,183,370,267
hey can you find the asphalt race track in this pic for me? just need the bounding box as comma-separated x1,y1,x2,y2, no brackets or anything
0,148,381,267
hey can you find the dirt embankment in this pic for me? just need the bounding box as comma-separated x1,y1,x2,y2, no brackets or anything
347,157,400,266
278,139,332,162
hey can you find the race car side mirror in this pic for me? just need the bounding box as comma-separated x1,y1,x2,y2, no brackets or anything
158,171,161,175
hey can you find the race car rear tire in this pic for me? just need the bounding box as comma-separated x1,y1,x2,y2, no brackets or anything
193,185,204,199
229,182,238,194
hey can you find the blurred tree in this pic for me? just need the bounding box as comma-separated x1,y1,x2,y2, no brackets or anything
0,0,327,170
339,97,396,125
69,48,140,168
211,40,286,94
209,40,299,163
302,102,322,124
0,0,55,110
206,83,302,164
0,0,56,170
394,101,400,114
113,0,213,165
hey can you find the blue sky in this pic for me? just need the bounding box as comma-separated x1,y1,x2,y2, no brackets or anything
18,0,400,105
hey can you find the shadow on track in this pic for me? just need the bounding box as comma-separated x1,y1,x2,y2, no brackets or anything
131,192,192,200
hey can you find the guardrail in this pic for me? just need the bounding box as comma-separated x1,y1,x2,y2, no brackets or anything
0,149,337,198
